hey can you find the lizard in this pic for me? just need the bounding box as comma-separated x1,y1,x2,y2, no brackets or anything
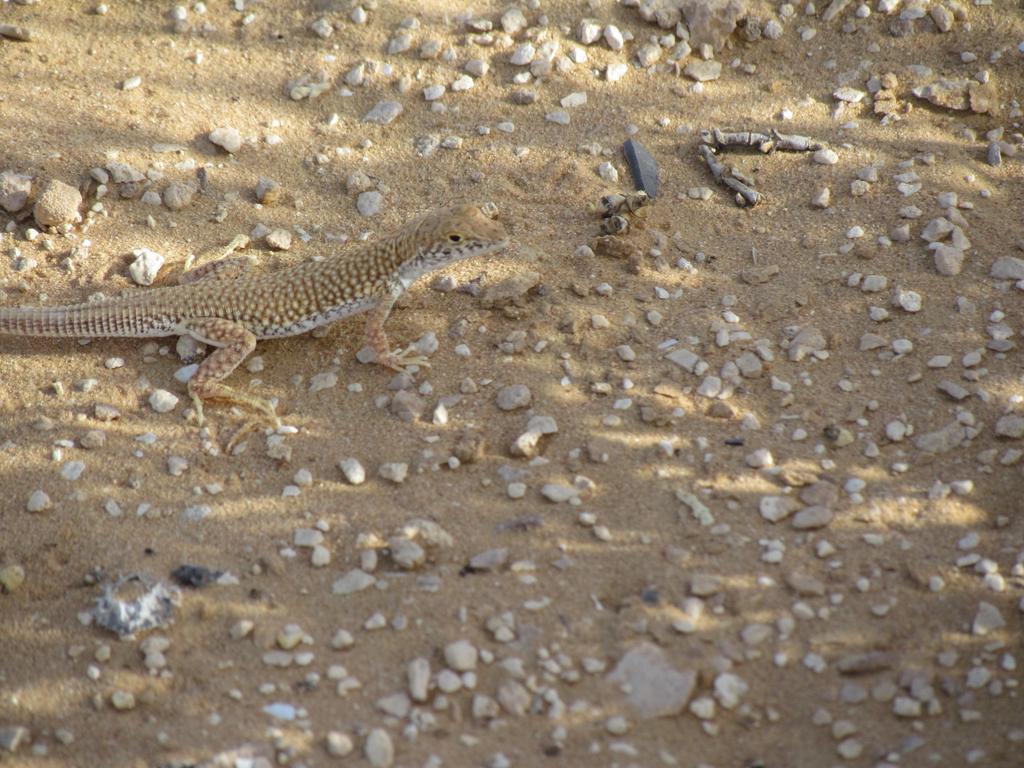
0,203,510,426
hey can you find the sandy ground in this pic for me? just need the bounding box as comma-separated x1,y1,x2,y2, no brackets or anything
1,1,1023,767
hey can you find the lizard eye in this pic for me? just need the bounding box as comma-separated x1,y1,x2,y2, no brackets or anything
448,234,462,243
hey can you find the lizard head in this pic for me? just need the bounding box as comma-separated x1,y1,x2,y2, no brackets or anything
411,204,510,272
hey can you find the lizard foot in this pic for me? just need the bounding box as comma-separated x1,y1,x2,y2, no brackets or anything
379,345,432,373
190,386,282,429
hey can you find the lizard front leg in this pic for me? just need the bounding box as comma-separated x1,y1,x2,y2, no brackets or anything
180,318,280,427
364,279,431,373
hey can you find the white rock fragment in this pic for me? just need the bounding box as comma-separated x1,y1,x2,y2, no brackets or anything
310,17,332,38
834,87,866,103
606,62,628,82
636,42,662,67
676,490,713,526
148,389,179,413
128,248,165,286
501,6,527,35
560,91,587,108
578,19,602,44
422,84,445,101
759,496,795,523
893,288,922,312
408,658,431,702
598,161,619,183
338,457,366,485
208,127,242,153
445,639,478,671
684,60,722,82
603,24,624,50
464,59,488,77
509,43,535,65
713,673,749,709
542,484,578,503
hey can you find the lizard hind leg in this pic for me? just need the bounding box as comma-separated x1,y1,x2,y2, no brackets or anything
179,235,254,284
179,255,256,285
181,318,280,427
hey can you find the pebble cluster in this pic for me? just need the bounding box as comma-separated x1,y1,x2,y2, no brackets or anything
0,0,1022,766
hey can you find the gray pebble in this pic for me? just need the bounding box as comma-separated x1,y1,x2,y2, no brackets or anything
937,380,970,400
332,569,376,595
990,256,1024,281
0,726,30,754
60,461,86,481
364,728,394,768
813,148,839,165
496,384,531,411
995,414,1024,439
363,100,403,125
972,601,1005,635
791,506,833,529
357,190,382,216
468,548,508,571
378,462,408,483
326,732,354,757
26,490,51,512
0,170,32,213
162,181,196,211
932,244,965,276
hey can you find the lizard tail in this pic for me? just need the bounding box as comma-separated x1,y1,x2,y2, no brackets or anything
0,302,173,338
